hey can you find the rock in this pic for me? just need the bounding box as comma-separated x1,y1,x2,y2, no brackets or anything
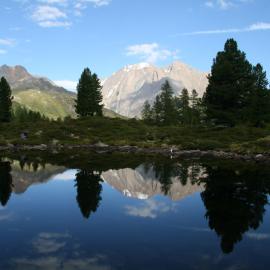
51,139,59,145
255,154,265,161
94,141,109,148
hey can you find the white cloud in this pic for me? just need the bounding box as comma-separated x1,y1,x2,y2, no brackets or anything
74,0,111,16
32,5,67,21
31,5,71,28
38,20,71,27
126,43,178,63
205,0,252,9
0,38,15,46
38,0,68,4
84,0,111,7
179,22,270,36
54,80,77,91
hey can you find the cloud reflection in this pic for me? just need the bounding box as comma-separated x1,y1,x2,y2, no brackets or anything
125,199,175,219
11,232,113,270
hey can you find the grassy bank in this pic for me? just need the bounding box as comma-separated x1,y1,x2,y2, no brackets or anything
1,117,270,154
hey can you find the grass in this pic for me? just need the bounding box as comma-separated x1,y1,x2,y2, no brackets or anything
1,117,270,154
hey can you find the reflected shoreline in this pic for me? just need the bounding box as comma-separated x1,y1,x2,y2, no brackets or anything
1,152,270,255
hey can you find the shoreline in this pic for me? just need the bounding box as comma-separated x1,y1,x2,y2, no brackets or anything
1,143,269,163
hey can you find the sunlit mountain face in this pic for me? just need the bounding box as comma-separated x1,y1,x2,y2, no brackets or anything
0,153,270,269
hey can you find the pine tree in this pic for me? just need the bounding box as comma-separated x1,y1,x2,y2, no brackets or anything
75,68,103,117
142,101,153,123
178,88,190,125
190,89,202,125
91,73,103,116
153,95,163,124
158,80,178,125
0,77,12,122
247,64,270,126
203,39,254,126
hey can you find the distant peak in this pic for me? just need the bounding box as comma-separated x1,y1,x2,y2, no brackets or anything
123,62,153,72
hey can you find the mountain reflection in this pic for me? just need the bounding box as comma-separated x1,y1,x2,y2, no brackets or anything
0,161,13,206
1,154,270,254
75,170,103,219
198,163,270,254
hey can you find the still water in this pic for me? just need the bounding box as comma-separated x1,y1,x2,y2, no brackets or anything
0,153,270,270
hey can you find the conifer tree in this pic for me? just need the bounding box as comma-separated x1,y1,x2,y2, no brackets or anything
247,64,270,126
203,39,254,125
158,80,178,125
75,68,103,117
179,88,190,125
0,77,12,122
142,100,153,123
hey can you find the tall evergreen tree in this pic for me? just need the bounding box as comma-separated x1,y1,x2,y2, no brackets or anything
159,80,178,125
203,39,255,126
247,64,270,126
178,88,191,125
0,77,12,122
91,73,103,116
142,100,153,123
153,95,163,124
190,89,203,125
75,68,103,117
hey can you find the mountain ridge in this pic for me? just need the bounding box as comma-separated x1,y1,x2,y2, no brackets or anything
0,65,123,119
102,60,209,117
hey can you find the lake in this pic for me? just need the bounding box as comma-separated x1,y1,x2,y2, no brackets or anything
0,152,270,270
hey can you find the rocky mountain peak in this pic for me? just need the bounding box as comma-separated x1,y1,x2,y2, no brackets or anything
102,60,209,117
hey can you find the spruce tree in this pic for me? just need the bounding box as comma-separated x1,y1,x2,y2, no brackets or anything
153,95,163,124
75,68,103,117
203,39,254,126
158,80,178,125
142,101,153,123
247,64,270,126
190,89,202,125
91,73,103,116
179,88,190,125
0,77,12,122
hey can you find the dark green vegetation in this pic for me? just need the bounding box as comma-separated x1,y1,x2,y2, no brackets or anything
75,68,103,117
142,82,203,126
143,39,269,127
0,39,269,154
2,116,270,153
204,39,270,127
0,77,12,122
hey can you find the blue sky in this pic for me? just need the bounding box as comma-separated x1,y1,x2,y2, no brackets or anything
0,0,269,91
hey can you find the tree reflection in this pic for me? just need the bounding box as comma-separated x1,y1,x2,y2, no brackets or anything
199,164,270,254
0,161,13,206
75,170,103,219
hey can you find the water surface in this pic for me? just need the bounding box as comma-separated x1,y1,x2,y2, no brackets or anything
0,153,270,269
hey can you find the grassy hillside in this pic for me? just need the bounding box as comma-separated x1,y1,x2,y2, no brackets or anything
13,89,124,119
13,89,76,119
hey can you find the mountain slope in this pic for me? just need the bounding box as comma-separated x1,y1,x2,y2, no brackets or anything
0,65,123,119
102,61,208,117
0,65,76,119
102,164,204,201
